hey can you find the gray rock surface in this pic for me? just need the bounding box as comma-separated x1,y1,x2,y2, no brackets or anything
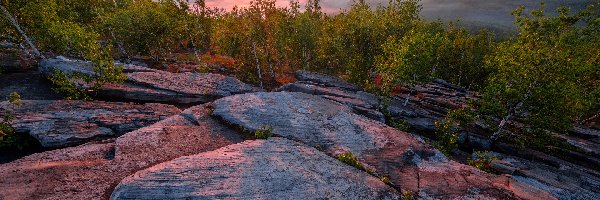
212,92,550,199
1,100,180,148
0,105,244,200
295,70,362,91
490,152,600,200
277,81,384,122
285,71,600,200
110,138,401,200
38,57,258,104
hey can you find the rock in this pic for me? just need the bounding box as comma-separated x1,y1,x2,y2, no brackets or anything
295,70,362,91
492,153,600,200
38,57,258,104
0,48,35,73
277,81,384,122
0,105,245,200
110,138,401,200
1,100,180,148
212,92,546,199
0,71,64,101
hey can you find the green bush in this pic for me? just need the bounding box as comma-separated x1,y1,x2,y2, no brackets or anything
254,125,273,139
468,151,498,173
479,2,599,143
374,22,495,94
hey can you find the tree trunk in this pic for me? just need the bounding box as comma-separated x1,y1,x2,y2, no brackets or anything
253,42,263,89
0,5,44,59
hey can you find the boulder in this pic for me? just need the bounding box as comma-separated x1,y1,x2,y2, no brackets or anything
0,105,245,200
110,138,401,200
38,57,258,104
1,100,180,148
212,92,549,199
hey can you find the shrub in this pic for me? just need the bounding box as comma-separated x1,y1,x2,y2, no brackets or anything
468,151,498,173
254,125,273,139
8,91,21,106
479,2,599,144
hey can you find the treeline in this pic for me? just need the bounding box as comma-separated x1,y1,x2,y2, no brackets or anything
1,0,598,145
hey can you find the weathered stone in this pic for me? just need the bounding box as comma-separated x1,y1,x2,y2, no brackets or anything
1,100,180,148
0,48,35,73
492,152,600,200
212,92,546,199
0,105,244,200
277,81,384,122
295,70,362,91
110,138,401,200
38,57,258,104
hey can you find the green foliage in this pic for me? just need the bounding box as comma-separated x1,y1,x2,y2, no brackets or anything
8,91,21,106
48,69,91,100
100,0,211,59
468,151,498,173
337,151,366,171
375,22,495,94
380,176,391,184
2,0,126,99
434,120,459,154
434,108,477,154
402,191,415,200
254,125,273,139
389,118,411,132
0,95,32,150
479,2,600,142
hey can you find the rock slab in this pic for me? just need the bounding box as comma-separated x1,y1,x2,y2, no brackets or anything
0,105,244,200
212,92,551,199
38,57,258,104
1,100,180,148
110,138,401,200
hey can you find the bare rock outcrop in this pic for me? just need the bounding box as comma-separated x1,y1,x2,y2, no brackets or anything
278,71,600,200
211,92,550,199
110,138,401,200
38,57,258,104
0,105,244,200
1,100,180,148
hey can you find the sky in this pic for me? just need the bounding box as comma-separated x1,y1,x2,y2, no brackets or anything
203,0,594,31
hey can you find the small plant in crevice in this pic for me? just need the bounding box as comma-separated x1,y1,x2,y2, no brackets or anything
468,151,498,173
48,69,93,100
0,96,33,150
380,176,391,185
402,191,415,200
433,107,477,155
337,151,367,172
8,92,22,106
389,118,411,132
254,125,273,139
381,102,412,132
433,120,459,155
